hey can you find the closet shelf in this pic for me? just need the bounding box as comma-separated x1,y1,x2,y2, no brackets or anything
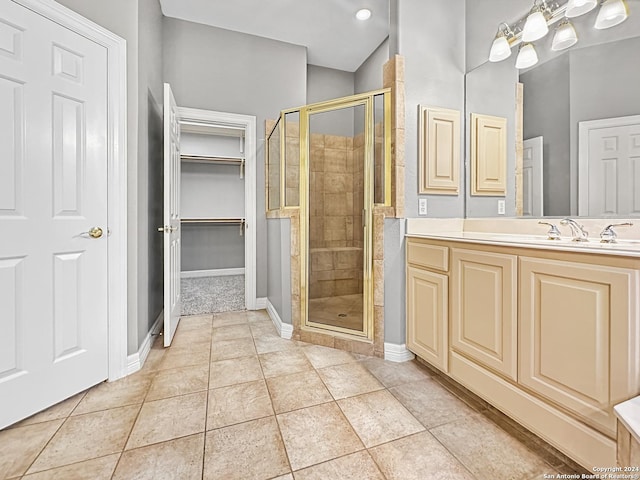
181,217,246,236
181,154,245,178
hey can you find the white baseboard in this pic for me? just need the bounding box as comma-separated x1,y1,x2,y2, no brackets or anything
384,343,415,363
126,310,163,376
255,297,268,310
266,300,293,340
181,268,245,279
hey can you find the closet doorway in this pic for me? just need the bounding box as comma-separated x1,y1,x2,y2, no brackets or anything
162,84,257,345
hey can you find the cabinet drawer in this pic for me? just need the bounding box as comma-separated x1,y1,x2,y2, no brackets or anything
407,241,449,272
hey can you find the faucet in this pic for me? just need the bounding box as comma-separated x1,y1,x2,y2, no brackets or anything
599,222,633,243
560,218,589,242
538,221,561,240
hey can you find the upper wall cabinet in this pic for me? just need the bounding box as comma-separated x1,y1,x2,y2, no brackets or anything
419,106,460,195
471,113,507,196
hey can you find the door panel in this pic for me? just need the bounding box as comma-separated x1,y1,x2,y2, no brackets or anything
523,136,543,217
163,83,181,346
0,0,108,428
451,249,517,380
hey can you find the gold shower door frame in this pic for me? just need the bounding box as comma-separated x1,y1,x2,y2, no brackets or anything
295,90,391,341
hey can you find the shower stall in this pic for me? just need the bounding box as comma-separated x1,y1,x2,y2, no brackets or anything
267,90,391,342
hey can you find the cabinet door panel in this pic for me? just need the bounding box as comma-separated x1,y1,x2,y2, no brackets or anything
406,266,448,372
451,249,517,380
520,257,639,437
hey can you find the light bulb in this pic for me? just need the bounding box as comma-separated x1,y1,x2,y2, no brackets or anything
595,0,628,29
489,35,512,62
522,10,549,42
516,43,539,69
551,20,578,50
565,0,598,17
355,8,371,20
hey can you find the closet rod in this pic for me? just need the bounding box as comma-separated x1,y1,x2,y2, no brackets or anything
180,155,245,178
181,217,246,236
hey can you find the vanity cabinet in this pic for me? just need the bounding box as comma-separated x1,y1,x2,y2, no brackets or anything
519,257,639,438
451,249,517,381
405,236,640,470
406,242,449,372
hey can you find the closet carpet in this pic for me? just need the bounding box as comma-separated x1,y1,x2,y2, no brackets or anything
181,275,245,316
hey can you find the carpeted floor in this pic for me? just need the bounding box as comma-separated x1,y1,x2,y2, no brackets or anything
181,275,245,316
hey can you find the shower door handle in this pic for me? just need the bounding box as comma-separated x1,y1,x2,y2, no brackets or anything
362,209,366,228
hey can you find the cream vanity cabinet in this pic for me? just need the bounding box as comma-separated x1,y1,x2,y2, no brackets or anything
406,236,640,469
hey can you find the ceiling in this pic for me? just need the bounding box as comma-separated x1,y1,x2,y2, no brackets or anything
158,0,390,72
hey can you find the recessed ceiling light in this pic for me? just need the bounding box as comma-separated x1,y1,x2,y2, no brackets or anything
356,8,372,20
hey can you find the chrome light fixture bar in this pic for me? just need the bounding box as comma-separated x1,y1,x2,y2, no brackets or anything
488,0,630,64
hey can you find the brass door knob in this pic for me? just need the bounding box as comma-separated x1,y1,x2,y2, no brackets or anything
88,227,103,239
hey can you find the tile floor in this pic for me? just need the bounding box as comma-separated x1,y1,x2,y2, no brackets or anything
1,310,588,480
309,294,363,331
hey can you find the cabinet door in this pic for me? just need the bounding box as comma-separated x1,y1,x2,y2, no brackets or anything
451,249,517,380
520,257,639,437
406,266,448,372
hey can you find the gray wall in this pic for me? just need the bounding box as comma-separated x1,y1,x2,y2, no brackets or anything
163,18,308,300
138,0,164,351
465,60,518,217
355,38,389,94
307,64,355,136
385,0,466,344
57,0,164,354
267,218,292,325
521,55,571,216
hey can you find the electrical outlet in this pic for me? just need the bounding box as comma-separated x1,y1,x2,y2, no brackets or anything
419,198,428,216
498,200,505,215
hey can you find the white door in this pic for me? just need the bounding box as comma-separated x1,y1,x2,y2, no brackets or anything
579,115,640,216
523,136,544,217
163,83,181,346
0,0,108,428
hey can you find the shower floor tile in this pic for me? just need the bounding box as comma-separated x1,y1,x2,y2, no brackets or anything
309,293,363,331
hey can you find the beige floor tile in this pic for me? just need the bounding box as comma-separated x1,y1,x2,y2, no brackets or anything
317,362,384,400
250,320,279,336
293,451,384,480
359,357,430,388
158,342,210,370
170,328,212,348
430,414,550,480
207,381,273,429
254,334,298,354
337,390,424,447
246,310,270,322
212,311,250,328
271,475,293,480
139,346,166,373
369,431,475,480
72,375,152,416
259,350,312,378
178,314,213,330
266,370,333,414
204,416,290,480
210,337,256,362
277,402,364,471
302,344,356,369
209,355,263,389
15,393,86,427
0,420,64,479
126,392,207,450
146,364,209,401
114,433,204,480
212,324,252,342
22,454,119,480
389,379,478,429
27,405,139,474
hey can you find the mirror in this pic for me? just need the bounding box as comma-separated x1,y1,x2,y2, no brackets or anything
465,5,640,218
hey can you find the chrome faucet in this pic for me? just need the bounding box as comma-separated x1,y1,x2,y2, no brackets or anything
560,218,589,242
599,222,633,243
538,221,561,240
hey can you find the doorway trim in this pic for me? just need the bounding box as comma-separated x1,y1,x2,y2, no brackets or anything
177,107,258,310
15,0,129,380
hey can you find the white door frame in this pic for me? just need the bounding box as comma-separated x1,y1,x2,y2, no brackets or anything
523,136,543,217
578,114,640,217
14,0,128,380
177,107,257,310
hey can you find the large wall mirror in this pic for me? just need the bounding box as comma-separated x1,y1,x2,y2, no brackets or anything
465,1,640,218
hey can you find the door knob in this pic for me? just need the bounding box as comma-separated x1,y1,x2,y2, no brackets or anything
157,225,177,233
85,227,103,239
